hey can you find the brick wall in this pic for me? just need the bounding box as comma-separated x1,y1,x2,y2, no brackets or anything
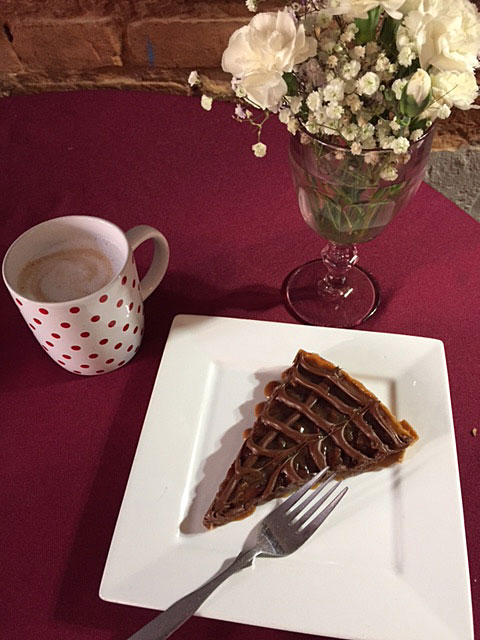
0,0,479,151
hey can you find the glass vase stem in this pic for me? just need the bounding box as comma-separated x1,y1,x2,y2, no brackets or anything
320,242,358,298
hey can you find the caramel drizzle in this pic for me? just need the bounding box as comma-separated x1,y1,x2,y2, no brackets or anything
208,351,410,523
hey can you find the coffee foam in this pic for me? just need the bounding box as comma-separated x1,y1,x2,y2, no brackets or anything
17,238,124,303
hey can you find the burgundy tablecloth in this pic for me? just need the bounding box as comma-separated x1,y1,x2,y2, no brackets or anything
0,91,478,640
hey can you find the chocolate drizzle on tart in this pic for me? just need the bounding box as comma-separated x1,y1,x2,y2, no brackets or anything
204,349,418,529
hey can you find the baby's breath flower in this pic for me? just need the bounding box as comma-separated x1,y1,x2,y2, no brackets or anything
278,108,292,124
341,122,359,141
375,54,390,73
398,46,416,67
327,55,339,67
342,60,361,80
356,72,380,97
366,42,379,57
410,128,424,142
188,70,200,87
234,85,247,98
287,117,300,134
345,93,362,113
351,142,362,155
334,150,346,160
390,136,410,154
201,95,213,111
392,78,408,100
437,104,451,119
390,118,401,132
380,165,398,181
359,123,375,141
235,104,246,119
245,0,257,11
252,141,267,157
288,95,303,115
307,90,323,112
324,78,345,102
364,151,379,165
351,46,365,60
326,102,344,119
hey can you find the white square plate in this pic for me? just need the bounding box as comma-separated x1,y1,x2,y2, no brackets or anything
100,314,473,640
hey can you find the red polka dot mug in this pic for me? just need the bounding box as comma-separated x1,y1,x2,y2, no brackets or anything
2,215,169,375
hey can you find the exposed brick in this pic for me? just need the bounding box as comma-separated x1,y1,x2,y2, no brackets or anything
8,17,122,72
125,17,248,69
0,26,23,72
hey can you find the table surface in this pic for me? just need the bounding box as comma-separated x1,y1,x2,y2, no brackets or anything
0,91,478,640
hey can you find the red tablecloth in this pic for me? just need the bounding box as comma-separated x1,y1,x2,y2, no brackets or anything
0,91,478,640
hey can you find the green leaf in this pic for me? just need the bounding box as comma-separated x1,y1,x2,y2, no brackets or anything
379,15,399,54
354,6,381,44
283,72,298,96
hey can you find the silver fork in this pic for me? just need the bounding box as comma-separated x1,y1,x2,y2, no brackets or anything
127,468,347,640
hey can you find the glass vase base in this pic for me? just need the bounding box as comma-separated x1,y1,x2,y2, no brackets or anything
284,259,380,328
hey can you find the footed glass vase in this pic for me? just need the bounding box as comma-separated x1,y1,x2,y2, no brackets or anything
285,129,434,327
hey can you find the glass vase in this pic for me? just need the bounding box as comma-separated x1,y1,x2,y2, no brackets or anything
285,128,434,327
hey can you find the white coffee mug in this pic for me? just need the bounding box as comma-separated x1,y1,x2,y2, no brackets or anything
2,215,169,375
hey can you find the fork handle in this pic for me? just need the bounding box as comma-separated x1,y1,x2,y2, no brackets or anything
127,547,259,640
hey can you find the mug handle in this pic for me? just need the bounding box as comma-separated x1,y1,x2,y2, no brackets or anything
125,225,169,301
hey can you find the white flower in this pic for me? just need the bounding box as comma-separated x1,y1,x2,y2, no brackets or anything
234,84,247,98
351,46,365,59
246,0,257,11
351,142,362,155
390,119,401,132
222,9,317,110
410,128,424,141
235,104,246,118
325,0,404,20
341,122,359,141
375,54,390,73
201,95,213,111
359,122,375,141
390,136,410,154
307,89,323,112
324,78,345,102
345,93,362,112
188,70,200,87
278,107,292,124
430,70,479,110
252,142,267,157
380,165,399,181
356,72,380,96
326,102,344,119
288,95,303,114
364,151,379,165
398,46,416,67
342,60,361,80
406,68,431,104
327,55,339,67
392,78,408,100
437,104,451,118
287,117,300,134
403,0,480,73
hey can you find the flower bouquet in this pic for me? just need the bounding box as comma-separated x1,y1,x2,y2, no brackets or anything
190,0,480,327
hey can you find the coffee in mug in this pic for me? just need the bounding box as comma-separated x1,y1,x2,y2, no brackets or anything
2,215,169,376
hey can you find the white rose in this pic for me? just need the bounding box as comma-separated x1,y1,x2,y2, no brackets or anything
430,70,479,110
406,68,431,104
326,0,404,19
403,0,480,73
222,10,317,110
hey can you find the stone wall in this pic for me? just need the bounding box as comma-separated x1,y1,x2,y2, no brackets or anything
1,0,479,212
